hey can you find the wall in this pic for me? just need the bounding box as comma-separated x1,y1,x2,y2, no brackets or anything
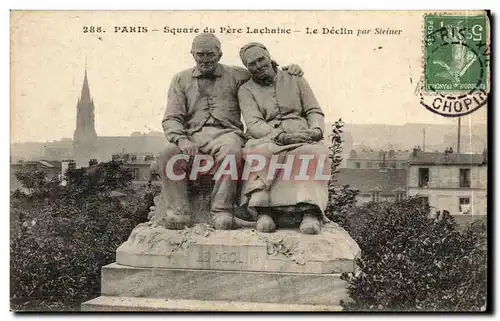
10,165,23,191
407,188,487,216
407,164,488,216
355,193,398,205
346,159,406,169
408,165,487,189
124,163,154,182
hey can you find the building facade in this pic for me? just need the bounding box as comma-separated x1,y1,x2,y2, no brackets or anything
112,153,159,185
406,149,488,216
335,168,407,205
346,149,410,169
10,160,63,191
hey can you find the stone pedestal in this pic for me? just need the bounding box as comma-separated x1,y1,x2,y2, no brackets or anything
82,222,360,311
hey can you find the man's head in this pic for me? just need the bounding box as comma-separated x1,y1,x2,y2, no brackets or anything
239,42,276,83
191,33,223,75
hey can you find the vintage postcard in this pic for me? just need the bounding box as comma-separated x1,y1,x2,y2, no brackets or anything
10,10,489,312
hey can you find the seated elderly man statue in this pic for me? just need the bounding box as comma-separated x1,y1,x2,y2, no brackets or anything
158,33,303,230
238,42,331,235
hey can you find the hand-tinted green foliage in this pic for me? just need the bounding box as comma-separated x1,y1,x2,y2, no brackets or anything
340,198,487,311
10,161,160,311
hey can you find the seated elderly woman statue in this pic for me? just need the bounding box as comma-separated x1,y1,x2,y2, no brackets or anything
237,42,331,235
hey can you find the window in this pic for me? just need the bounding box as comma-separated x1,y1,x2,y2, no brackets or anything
395,192,405,202
355,162,361,168
459,168,471,188
150,170,160,181
418,168,430,187
418,196,429,206
372,192,380,202
459,197,471,214
132,168,140,180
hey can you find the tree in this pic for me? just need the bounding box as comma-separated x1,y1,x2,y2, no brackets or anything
10,160,158,311
340,198,487,311
325,119,359,224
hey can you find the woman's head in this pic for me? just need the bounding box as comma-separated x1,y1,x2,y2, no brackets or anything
240,42,277,83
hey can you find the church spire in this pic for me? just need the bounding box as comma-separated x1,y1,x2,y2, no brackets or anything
74,65,98,168
80,64,91,102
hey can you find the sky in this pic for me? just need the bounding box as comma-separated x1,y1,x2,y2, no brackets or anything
10,10,488,143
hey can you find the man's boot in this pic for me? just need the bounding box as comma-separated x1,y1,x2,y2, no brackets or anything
212,211,234,230
164,214,193,230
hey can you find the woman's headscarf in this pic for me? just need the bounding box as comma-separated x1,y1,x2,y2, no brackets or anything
239,42,270,67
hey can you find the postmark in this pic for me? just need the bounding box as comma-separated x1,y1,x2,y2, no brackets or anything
420,13,490,117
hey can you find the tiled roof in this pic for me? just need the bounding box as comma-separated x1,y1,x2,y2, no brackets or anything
49,160,62,168
408,152,485,165
38,160,55,168
11,160,62,169
39,160,62,168
334,168,407,194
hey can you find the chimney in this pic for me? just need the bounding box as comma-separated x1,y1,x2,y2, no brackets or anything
68,160,76,171
422,128,426,151
412,147,418,157
444,148,451,162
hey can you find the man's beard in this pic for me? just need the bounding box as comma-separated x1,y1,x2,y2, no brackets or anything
198,62,216,74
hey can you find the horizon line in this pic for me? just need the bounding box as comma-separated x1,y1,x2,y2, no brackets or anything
11,120,488,145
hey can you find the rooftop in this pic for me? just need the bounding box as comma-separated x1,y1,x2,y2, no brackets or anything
348,149,410,161
408,151,486,165
11,160,62,168
334,168,407,194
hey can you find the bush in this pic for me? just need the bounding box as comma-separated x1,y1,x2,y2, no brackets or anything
340,198,487,311
10,161,159,310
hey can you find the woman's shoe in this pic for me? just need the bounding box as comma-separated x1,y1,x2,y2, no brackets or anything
256,214,277,233
299,213,321,235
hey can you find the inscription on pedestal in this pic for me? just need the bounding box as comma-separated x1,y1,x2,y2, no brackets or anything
188,244,266,271
195,247,247,264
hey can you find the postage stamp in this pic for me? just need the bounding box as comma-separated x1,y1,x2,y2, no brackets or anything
424,14,489,93
420,13,490,117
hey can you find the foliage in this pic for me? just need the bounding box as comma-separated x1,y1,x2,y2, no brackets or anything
340,198,487,311
325,119,359,224
10,161,159,311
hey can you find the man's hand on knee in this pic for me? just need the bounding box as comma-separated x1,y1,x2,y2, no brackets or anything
177,138,198,157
